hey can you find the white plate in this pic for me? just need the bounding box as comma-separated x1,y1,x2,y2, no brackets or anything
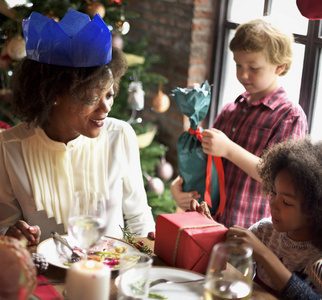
148,267,205,299
37,235,138,270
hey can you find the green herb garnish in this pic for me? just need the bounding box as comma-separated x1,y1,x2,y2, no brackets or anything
149,292,168,299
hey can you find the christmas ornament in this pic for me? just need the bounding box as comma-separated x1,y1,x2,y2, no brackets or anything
145,173,165,195
115,8,130,35
112,33,123,49
128,81,145,110
116,19,130,35
0,236,37,300
7,36,26,61
155,155,174,182
151,81,170,113
84,1,106,18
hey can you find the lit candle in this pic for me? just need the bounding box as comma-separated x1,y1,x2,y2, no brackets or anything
66,260,111,300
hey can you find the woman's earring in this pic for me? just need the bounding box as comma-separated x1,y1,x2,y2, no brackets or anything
53,101,58,105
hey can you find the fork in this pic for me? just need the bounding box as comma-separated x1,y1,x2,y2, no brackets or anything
51,231,82,263
149,278,205,288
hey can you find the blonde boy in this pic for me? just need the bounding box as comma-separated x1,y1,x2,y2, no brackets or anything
171,18,308,228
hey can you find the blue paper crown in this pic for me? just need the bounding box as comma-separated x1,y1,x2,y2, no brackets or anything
22,8,112,67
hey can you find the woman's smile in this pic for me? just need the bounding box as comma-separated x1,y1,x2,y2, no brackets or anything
89,117,106,127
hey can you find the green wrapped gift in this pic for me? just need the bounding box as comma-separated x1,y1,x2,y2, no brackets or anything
173,82,225,216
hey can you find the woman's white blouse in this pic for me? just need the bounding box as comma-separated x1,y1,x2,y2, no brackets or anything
0,119,155,241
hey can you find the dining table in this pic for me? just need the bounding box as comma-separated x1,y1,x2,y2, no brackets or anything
29,237,278,300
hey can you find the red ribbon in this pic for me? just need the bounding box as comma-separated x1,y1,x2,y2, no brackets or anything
188,126,202,141
189,126,226,217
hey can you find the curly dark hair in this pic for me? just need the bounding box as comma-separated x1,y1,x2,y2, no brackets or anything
10,46,127,127
258,137,322,250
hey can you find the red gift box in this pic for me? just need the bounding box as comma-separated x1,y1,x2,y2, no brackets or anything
154,212,227,274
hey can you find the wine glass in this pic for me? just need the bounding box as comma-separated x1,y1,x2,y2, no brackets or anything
117,252,153,300
68,190,108,260
204,242,253,300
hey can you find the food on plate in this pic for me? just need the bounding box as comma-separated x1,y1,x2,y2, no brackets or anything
149,293,168,299
64,238,128,269
0,236,37,300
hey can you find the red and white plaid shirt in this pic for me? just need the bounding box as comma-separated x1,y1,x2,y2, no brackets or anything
214,87,308,228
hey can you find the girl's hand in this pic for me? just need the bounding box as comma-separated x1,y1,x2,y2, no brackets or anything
170,176,201,210
227,225,293,291
201,128,232,158
5,220,41,245
226,225,268,263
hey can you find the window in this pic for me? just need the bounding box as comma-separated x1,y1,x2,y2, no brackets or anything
209,0,322,142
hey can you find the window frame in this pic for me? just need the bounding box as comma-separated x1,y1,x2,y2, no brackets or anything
209,0,322,134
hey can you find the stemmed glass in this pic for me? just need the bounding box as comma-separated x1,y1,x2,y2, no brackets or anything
204,242,253,300
68,190,108,260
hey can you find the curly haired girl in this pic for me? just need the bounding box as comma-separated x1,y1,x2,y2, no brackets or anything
227,137,322,299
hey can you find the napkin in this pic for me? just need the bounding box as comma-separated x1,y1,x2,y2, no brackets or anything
33,275,63,300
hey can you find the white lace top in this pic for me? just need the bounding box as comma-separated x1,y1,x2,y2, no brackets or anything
0,119,155,241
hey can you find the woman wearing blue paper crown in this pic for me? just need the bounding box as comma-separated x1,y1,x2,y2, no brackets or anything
171,18,308,229
0,9,155,244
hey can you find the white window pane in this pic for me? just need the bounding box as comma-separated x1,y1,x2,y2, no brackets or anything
310,52,322,142
278,43,305,105
270,0,308,35
219,30,244,112
228,0,264,24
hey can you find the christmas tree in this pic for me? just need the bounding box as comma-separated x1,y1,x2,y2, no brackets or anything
0,0,177,219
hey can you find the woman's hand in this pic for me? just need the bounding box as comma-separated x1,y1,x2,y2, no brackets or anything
170,176,201,210
5,220,41,245
226,225,268,263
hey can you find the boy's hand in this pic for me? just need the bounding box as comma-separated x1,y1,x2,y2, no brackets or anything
202,128,232,158
170,176,201,210
186,200,213,220
147,231,155,240
226,225,268,263
5,220,41,245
